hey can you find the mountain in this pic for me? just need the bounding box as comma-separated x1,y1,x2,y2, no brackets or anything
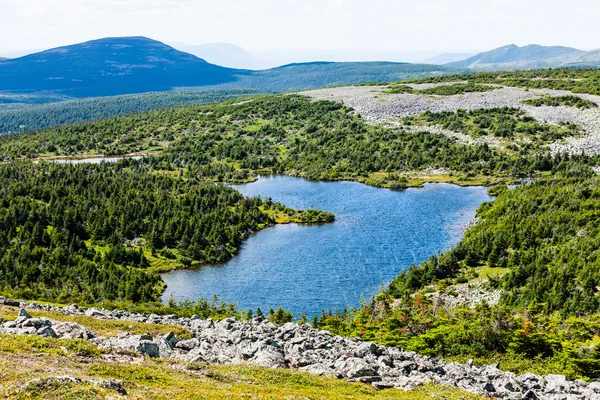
0,37,461,99
226,61,459,92
565,48,600,67
424,53,474,65
0,57,7,61
0,37,239,97
447,44,585,70
170,42,268,70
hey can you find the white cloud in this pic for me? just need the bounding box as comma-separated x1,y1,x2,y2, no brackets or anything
0,0,598,56
328,0,344,9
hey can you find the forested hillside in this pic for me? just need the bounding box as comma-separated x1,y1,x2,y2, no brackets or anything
0,89,262,133
447,44,584,69
0,161,333,304
0,95,575,189
389,168,600,313
0,37,239,97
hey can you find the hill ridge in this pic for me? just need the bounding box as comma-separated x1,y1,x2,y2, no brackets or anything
447,43,586,69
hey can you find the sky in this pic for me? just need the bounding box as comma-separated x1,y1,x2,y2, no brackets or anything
1,0,599,62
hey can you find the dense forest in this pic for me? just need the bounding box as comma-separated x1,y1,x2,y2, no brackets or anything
0,161,332,303
0,89,262,134
0,95,581,190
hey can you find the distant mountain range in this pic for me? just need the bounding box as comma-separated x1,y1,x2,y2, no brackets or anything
4,37,600,102
445,44,599,70
423,53,475,65
170,42,268,70
0,37,459,98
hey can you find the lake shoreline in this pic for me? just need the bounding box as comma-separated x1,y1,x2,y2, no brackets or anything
161,175,493,316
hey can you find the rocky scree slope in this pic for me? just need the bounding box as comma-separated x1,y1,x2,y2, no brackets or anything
304,84,600,155
0,297,598,399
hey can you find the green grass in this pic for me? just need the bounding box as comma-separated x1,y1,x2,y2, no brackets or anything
0,334,101,358
1,352,486,400
475,266,510,279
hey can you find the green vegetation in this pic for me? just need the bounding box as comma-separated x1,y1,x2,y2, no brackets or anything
417,83,498,96
523,95,598,109
404,107,582,145
390,168,600,314
318,301,600,380
0,89,263,134
2,75,600,387
0,161,332,304
0,333,101,358
407,68,600,95
386,82,498,96
385,84,415,94
315,165,600,380
0,95,576,188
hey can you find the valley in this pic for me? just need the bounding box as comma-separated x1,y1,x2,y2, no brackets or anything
1,66,600,398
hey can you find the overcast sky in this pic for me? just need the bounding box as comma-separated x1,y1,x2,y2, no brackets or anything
2,0,599,59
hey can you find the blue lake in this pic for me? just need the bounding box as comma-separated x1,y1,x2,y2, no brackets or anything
161,176,493,317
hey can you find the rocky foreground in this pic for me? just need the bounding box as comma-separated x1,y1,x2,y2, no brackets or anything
1,297,598,400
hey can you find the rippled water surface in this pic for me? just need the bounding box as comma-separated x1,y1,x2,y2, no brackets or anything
161,176,492,316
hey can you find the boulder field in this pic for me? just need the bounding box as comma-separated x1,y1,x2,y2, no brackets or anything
1,298,598,399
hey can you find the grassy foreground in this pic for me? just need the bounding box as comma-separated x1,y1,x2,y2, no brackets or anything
0,305,483,400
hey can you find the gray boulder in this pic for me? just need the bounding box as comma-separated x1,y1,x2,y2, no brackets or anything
174,338,199,351
251,347,286,368
84,308,107,318
544,374,571,394
300,363,338,377
340,357,378,379
3,320,17,329
354,342,379,358
190,319,214,330
21,318,51,329
53,322,95,339
155,337,174,357
162,331,178,348
2,298,21,307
